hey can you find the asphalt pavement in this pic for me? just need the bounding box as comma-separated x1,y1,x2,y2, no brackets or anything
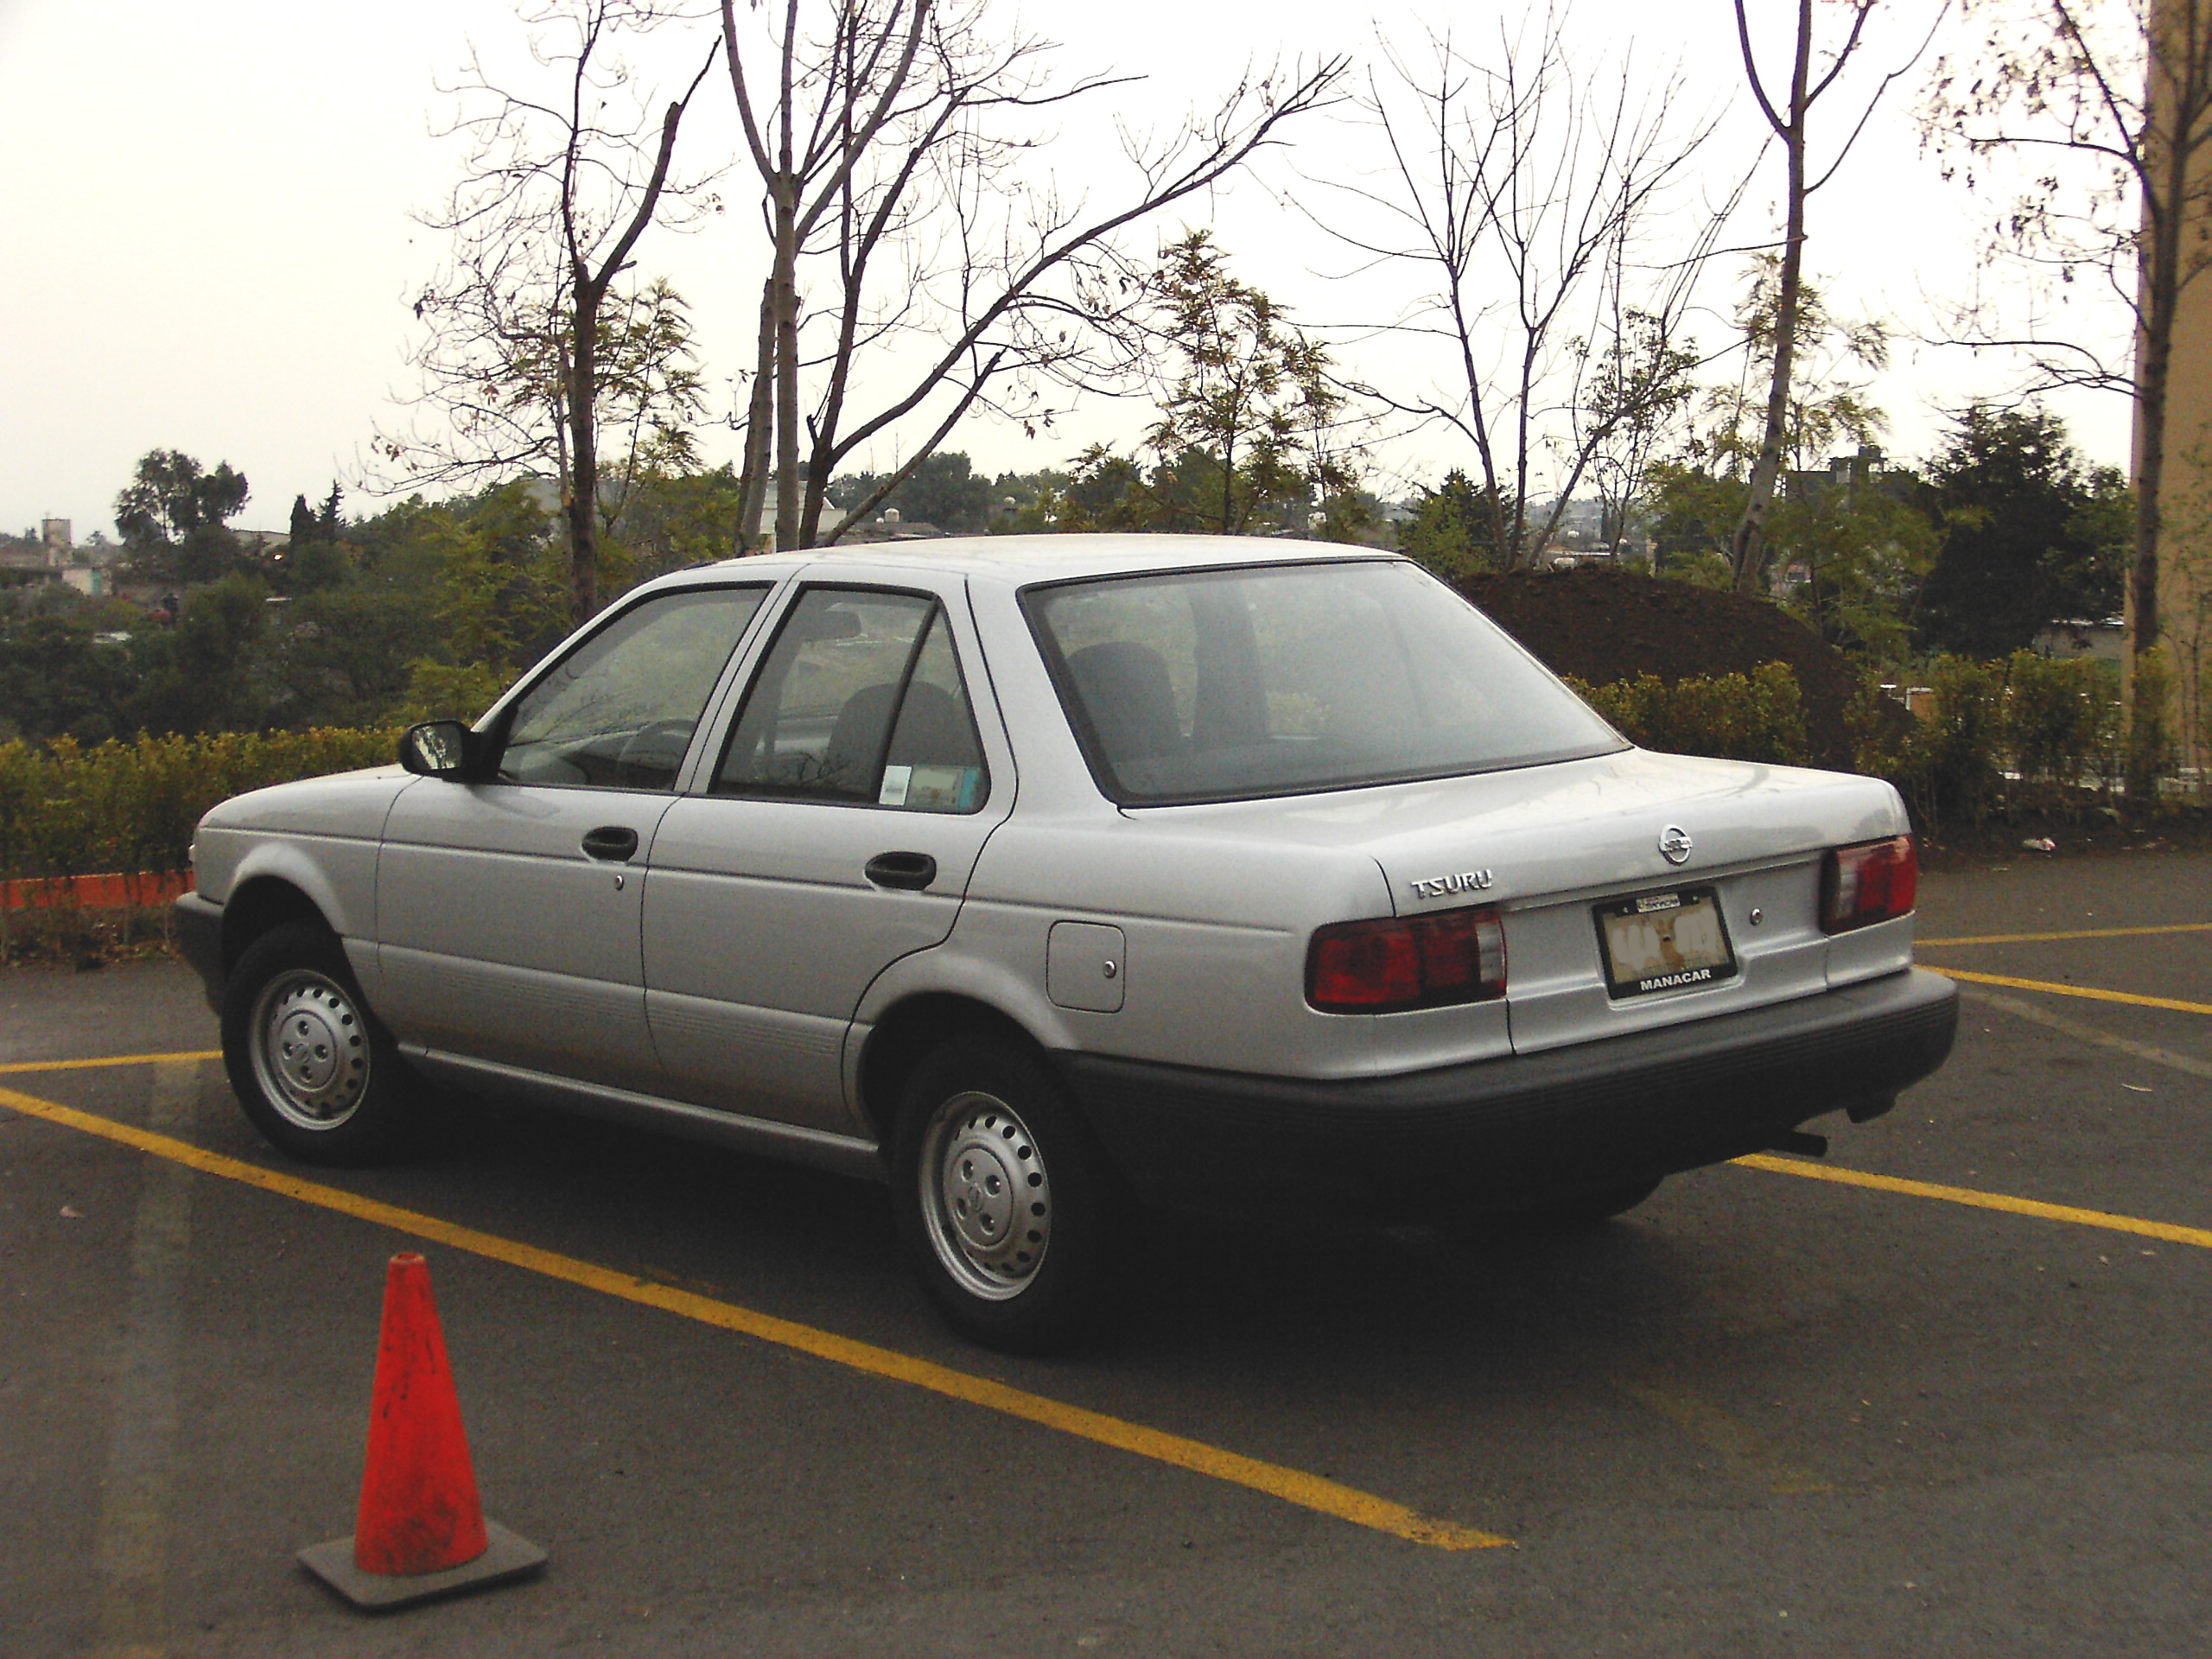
2,849,2208,1657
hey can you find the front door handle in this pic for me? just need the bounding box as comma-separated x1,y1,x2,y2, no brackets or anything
582,824,640,862
864,850,937,891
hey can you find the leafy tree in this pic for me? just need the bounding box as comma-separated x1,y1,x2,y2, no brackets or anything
610,463,749,583
1053,233,1362,538
1144,232,1354,534
256,585,443,728
398,482,572,721
1649,440,1939,652
1691,259,1891,482
829,452,998,537
1916,404,2131,658
1777,458,1938,661
113,449,252,585
0,588,141,741
276,483,356,594
1645,460,1747,588
124,575,274,736
1582,310,1701,549
1397,471,1507,581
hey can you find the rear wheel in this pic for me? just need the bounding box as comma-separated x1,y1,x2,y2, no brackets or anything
221,922,419,1166
891,1036,1120,1352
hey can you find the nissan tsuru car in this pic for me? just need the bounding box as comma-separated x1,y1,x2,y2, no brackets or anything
177,537,1958,1350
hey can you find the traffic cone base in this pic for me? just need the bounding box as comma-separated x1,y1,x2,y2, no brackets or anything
300,1518,546,1612
300,1253,544,1612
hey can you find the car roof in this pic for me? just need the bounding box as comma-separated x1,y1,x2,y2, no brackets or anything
646,533,1395,594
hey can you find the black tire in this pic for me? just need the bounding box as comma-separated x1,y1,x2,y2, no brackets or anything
890,1036,1122,1353
220,921,420,1166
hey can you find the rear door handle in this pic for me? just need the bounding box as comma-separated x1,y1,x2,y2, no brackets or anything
864,850,937,891
582,824,640,861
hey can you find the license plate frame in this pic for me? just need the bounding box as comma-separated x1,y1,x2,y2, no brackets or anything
1593,886,1736,999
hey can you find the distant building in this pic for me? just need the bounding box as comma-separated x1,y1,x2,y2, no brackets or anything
837,506,946,544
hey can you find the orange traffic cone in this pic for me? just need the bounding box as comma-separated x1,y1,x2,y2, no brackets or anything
298,1253,545,1611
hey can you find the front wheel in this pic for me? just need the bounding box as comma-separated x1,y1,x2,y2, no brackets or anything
220,922,420,1166
891,1037,1121,1353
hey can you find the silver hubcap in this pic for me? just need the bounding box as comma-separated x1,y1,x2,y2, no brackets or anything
250,969,369,1130
918,1090,1051,1301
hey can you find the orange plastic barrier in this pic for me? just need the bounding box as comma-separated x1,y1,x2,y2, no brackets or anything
0,870,194,911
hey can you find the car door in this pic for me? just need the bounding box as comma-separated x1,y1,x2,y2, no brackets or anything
643,577,1014,1134
375,582,772,1090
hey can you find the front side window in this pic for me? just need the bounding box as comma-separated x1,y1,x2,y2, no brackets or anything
713,587,989,811
498,586,769,789
1027,560,1623,804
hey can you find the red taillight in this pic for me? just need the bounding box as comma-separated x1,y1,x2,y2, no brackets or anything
1821,835,1918,933
1306,907,1507,1013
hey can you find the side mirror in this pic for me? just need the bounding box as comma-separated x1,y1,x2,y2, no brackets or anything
399,720,489,781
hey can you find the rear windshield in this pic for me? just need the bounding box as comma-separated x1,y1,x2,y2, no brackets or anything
1026,559,1624,804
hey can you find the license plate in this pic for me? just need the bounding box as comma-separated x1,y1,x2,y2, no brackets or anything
1594,887,1735,998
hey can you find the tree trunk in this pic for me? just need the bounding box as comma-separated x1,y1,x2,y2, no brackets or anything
566,266,603,624
772,182,803,551
1731,0,1814,598
735,278,777,550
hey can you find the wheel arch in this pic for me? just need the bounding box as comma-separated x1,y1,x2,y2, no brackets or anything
219,876,335,976
852,992,1056,1145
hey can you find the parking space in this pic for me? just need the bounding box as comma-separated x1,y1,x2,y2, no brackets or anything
3,852,2209,1656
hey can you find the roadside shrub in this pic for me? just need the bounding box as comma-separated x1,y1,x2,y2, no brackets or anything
2125,643,2177,798
0,727,399,883
1887,656,2007,829
2004,651,2120,794
1568,661,1812,766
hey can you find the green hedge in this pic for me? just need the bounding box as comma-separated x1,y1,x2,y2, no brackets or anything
0,728,400,883
1859,653,2128,829
1567,663,1812,767
0,653,2164,895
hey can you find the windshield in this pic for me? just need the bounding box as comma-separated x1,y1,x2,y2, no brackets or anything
1026,559,1624,804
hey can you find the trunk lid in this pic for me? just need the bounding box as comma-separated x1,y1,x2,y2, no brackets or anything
1138,747,1912,1056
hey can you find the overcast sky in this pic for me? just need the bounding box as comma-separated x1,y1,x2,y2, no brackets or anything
0,0,2133,542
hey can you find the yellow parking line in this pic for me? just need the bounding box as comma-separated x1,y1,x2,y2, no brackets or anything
0,1050,221,1077
1920,922,2212,947
0,1081,1508,1553
1733,1154,2212,1249
1928,968,2212,1016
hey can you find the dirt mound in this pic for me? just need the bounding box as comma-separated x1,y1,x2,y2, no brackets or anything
1457,566,1864,768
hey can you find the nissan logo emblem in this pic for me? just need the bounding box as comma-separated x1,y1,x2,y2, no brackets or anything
1658,825,1693,865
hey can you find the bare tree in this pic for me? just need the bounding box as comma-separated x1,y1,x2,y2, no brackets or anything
1924,1,2212,709
719,0,1345,550
1727,0,1944,596
1320,12,1739,572
387,0,721,623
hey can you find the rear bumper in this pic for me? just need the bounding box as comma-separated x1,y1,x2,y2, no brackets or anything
1058,967,1959,1217
174,893,226,1011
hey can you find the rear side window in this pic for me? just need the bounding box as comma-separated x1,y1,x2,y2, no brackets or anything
713,587,990,811
1027,560,1621,804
